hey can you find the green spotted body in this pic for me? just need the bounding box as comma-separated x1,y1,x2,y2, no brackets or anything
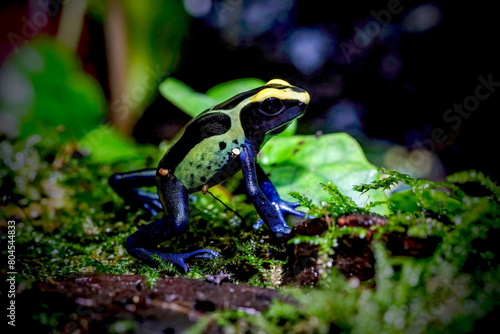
173,108,246,191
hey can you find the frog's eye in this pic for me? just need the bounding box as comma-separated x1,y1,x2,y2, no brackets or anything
259,97,284,116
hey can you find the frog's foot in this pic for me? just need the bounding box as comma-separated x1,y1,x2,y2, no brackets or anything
157,249,220,272
109,169,163,215
253,200,313,230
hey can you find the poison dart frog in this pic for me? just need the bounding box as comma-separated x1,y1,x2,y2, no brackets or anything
110,79,310,272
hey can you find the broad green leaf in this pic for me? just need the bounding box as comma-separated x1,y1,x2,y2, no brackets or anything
259,133,389,214
159,77,217,117
205,78,265,101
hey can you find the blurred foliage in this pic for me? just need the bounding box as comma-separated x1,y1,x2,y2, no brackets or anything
0,37,105,139
0,1,190,142
159,77,217,118
119,0,189,99
88,0,190,118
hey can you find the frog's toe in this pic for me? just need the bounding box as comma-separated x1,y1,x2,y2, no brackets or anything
159,249,219,272
284,200,301,209
168,256,190,272
143,202,162,216
272,224,292,238
253,219,264,230
278,201,314,219
282,207,314,219
185,249,220,259
253,200,312,233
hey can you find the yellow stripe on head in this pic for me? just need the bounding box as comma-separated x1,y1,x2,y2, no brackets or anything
266,79,291,86
252,79,310,105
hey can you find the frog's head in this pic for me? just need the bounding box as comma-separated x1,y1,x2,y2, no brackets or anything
239,79,310,146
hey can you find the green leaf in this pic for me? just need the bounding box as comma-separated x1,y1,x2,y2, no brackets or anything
159,77,216,117
205,78,265,101
259,133,389,214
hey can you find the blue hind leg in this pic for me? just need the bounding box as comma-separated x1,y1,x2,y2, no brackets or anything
123,173,219,272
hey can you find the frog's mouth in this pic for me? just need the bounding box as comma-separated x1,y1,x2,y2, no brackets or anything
267,103,307,135
267,121,293,136
295,101,308,118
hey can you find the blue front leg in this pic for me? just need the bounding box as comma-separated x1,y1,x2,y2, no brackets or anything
253,164,312,229
239,146,292,238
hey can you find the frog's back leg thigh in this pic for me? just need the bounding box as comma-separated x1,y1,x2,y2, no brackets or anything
109,169,162,215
